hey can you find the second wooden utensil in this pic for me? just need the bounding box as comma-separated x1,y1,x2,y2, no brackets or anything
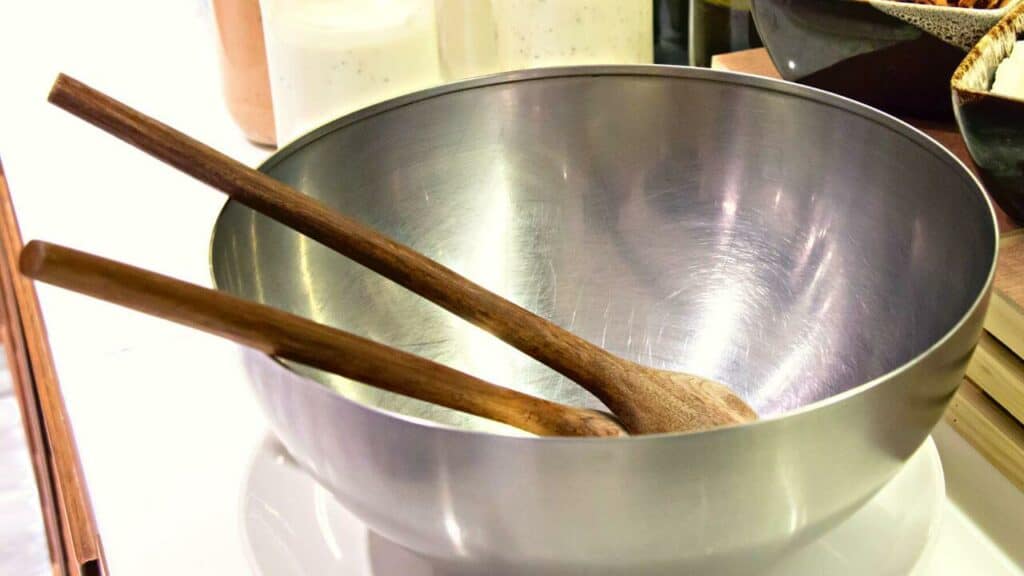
0,159,105,576
19,241,625,438
47,73,757,434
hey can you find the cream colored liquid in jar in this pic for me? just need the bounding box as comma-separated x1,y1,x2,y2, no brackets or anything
434,0,501,80
491,0,653,70
260,0,442,144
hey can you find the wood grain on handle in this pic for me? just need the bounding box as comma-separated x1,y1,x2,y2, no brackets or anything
46,74,634,411
0,159,105,575
19,241,625,438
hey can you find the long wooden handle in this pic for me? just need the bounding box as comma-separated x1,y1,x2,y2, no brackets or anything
47,74,632,405
19,241,624,438
0,161,106,574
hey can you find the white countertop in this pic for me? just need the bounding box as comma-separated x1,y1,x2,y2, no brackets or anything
0,2,1021,574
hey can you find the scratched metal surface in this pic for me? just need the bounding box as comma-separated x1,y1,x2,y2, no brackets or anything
209,68,996,570
212,69,994,434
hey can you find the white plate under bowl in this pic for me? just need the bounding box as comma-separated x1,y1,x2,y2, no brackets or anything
240,435,944,575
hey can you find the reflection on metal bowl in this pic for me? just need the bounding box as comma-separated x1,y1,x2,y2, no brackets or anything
210,67,996,573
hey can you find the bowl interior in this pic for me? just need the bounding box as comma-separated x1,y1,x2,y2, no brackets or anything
211,69,995,433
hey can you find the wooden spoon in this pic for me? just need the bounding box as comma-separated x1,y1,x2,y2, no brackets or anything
47,74,758,434
19,241,625,438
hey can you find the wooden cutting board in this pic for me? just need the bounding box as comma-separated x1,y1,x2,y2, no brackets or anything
964,231,1024,428
946,378,1024,492
968,331,1024,426
988,230,1024,361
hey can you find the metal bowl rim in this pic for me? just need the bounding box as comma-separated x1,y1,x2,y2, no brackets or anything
209,64,998,443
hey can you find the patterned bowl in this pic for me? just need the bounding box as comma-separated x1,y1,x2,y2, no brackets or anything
953,1,1024,223
752,0,1021,119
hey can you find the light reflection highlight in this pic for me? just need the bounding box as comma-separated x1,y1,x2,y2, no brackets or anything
438,464,468,557
686,283,744,377
441,156,527,430
314,485,345,560
297,235,324,323
722,198,737,216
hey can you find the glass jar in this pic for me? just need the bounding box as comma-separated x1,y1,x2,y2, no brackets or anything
689,0,762,67
436,1,653,81
491,0,653,70
259,0,443,144
654,0,690,65
434,0,501,81
211,0,276,146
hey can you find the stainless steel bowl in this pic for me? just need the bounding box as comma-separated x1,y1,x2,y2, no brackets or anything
211,67,997,573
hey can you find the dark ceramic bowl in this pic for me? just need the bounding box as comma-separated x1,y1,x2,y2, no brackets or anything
752,0,1020,120
954,2,1024,223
